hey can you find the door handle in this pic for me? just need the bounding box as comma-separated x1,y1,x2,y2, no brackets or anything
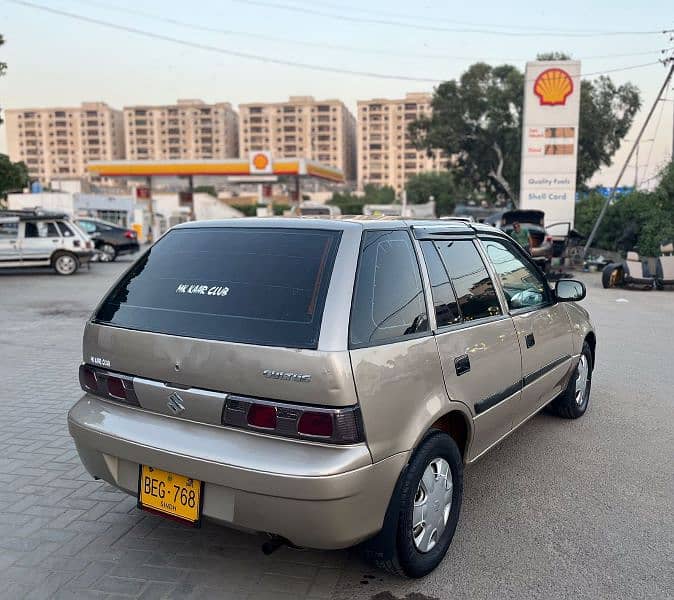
525,333,536,348
454,354,471,376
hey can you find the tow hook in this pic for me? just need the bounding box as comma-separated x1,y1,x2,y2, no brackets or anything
261,534,301,555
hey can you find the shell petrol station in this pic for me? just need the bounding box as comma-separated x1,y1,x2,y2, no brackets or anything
87,151,345,241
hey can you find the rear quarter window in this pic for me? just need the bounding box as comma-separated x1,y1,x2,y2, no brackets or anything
94,227,341,349
350,229,428,347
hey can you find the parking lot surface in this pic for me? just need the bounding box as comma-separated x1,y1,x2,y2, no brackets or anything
1,260,672,600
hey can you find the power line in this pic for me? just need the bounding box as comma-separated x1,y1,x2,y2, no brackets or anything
8,0,665,84
8,0,443,82
69,0,668,63
232,0,668,37
274,0,663,35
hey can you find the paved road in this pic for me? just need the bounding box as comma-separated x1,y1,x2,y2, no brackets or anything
0,260,672,599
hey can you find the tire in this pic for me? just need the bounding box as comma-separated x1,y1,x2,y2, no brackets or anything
52,252,79,276
98,243,117,262
549,341,593,419
374,431,463,578
601,263,622,288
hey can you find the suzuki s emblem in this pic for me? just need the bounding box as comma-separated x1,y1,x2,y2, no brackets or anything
167,392,185,415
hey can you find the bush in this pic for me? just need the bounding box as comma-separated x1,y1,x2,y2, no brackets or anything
575,161,674,256
230,204,258,217
405,171,467,216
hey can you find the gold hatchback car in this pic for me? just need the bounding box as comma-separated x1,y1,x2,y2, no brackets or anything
69,218,595,577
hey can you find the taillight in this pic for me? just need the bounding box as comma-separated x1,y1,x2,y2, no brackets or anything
247,404,277,429
79,364,97,392
124,231,136,239
222,396,363,444
86,241,93,249
106,376,127,400
78,364,140,406
546,235,553,243
298,411,333,437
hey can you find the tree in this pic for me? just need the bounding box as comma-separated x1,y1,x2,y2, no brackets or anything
575,161,674,256
0,154,29,196
410,63,523,205
405,171,467,216
411,59,641,205
328,184,396,214
193,185,217,197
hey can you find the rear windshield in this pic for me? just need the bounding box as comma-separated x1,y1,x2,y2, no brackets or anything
94,227,341,349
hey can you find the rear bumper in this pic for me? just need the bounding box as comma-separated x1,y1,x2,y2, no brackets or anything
68,396,407,549
115,243,140,255
75,250,94,264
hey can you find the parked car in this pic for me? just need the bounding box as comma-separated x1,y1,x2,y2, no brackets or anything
496,210,572,272
75,217,140,262
287,203,342,218
68,218,595,577
0,210,94,275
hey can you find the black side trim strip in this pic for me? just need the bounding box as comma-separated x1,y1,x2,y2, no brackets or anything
523,355,572,387
475,381,521,415
474,354,573,415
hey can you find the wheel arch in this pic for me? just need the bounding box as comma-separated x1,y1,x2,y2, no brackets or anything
427,409,472,462
584,331,596,367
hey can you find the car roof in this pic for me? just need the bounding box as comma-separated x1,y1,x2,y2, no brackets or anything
77,216,122,228
174,216,504,236
0,210,70,221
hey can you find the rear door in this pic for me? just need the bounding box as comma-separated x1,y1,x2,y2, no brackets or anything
348,229,447,461
480,237,574,426
21,220,63,261
416,231,524,460
85,225,358,419
0,220,21,265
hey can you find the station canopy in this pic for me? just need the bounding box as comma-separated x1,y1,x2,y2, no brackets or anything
87,152,344,184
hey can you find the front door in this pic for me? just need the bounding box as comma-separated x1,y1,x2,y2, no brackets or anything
480,238,574,427
419,238,523,460
0,220,21,265
21,220,63,262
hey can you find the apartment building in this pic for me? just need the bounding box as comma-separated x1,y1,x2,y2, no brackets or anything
123,99,238,162
5,102,124,184
239,96,357,182
357,92,445,192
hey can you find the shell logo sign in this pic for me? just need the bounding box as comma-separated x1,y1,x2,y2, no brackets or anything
533,68,574,106
249,151,273,174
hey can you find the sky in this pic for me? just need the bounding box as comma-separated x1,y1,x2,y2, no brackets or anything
0,0,672,188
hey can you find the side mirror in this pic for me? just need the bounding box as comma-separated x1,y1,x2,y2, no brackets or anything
555,279,586,302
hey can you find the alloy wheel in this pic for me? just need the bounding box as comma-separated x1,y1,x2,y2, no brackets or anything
55,254,77,275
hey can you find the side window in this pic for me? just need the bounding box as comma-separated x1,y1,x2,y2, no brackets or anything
420,241,461,327
482,239,549,310
0,222,18,240
44,222,61,237
350,230,429,347
57,222,75,237
77,220,96,234
24,222,39,238
435,240,502,321
25,222,59,238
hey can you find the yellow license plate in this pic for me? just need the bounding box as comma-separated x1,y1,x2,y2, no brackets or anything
138,465,202,525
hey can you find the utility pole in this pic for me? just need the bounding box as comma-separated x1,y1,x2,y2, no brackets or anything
583,61,674,258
